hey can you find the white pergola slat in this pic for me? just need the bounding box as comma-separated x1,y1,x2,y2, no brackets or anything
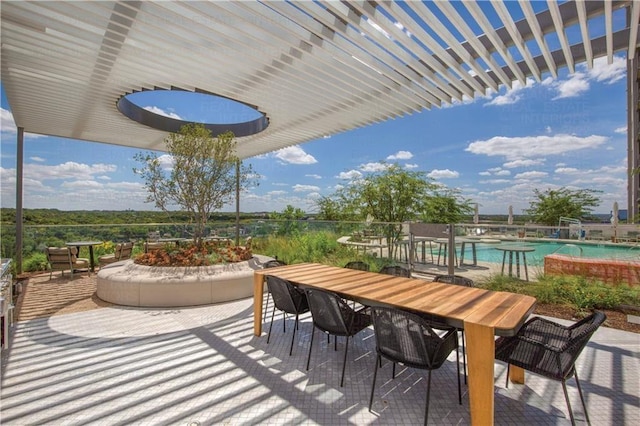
1,1,637,158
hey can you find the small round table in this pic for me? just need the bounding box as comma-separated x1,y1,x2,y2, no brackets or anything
495,245,535,281
66,241,102,272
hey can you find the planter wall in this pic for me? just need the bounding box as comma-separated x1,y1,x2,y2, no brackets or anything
97,255,273,307
544,254,640,286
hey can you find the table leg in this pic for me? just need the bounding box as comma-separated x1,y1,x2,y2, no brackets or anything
88,246,96,272
515,252,520,278
472,243,477,266
465,321,495,425
253,273,264,336
523,253,529,281
509,365,525,384
501,251,507,275
508,251,513,276
460,242,466,265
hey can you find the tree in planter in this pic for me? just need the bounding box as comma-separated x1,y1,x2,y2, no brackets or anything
134,124,256,247
524,187,602,226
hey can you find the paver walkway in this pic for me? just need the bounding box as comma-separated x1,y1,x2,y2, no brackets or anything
2,295,638,425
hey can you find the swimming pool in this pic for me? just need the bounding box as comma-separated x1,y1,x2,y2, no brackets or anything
452,241,640,267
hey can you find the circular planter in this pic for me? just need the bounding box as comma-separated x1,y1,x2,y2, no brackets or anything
97,255,273,307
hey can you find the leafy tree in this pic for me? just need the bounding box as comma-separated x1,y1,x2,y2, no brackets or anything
134,124,256,246
270,205,306,236
524,187,602,226
317,163,472,257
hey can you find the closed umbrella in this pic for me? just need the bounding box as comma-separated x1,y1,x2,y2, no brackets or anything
613,201,619,241
508,205,513,225
473,204,479,224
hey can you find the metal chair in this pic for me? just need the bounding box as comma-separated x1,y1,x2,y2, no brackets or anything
428,274,474,383
344,261,370,271
304,288,372,387
266,275,309,356
379,265,411,277
262,260,287,322
495,311,606,425
368,306,461,425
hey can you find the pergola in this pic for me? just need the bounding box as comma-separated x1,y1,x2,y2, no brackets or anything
2,1,639,262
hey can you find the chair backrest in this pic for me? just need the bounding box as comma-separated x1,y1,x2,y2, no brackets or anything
379,265,411,277
266,275,308,315
144,241,165,253
433,274,474,287
344,261,370,271
46,247,72,271
304,288,354,336
244,236,252,249
561,311,607,370
263,260,287,269
370,306,444,369
118,242,134,260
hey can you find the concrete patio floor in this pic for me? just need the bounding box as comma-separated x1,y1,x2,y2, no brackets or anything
1,290,639,425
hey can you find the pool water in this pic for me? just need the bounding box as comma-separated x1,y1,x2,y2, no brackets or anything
436,241,640,267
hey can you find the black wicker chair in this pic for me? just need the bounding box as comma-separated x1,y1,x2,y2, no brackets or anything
266,275,309,356
344,261,370,271
495,311,606,425
379,265,411,277
426,274,475,383
304,288,372,387
262,260,287,322
368,306,461,425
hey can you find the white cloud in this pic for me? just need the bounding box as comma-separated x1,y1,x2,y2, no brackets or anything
480,167,511,176
143,106,182,120
485,78,535,106
549,55,626,100
24,161,117,180
359,162,389,172
545,126,552,134
305,174,322,179
428,169,459,179
552,73,590,99
292,184,320,192
30,156,46,162
555,167,580,174
589,55,626,84
268,190,287,195
503,159,545,168
614,126,627,134
404,163,418,169
387,150,413,160
274,146,317,165
336,170,362,180
514,171,548,180
466,134,607,161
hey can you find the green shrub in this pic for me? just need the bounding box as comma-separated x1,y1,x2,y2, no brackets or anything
23,252,48,272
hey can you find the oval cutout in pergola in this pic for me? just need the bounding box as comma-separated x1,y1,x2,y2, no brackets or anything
117,89,269,137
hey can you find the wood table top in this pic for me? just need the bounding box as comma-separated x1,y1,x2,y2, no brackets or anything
256,263,536,335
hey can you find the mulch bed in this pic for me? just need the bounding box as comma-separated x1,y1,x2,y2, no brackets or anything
534,303,640,333
14,271,113,322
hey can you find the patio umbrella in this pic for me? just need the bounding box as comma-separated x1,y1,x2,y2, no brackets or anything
473,204,479,224
508,205,514,225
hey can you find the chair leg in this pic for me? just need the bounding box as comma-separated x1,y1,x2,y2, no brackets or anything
424,370,432,426
369,355,380,411
267,307,277,344
392,362,396,379
505,363,510,388
289,313,299,356
306,325,315,370
574,371,591,425
455,339,462,405
561,380,576,426
340,336,350,387
460,330,467,384
263,291,271,322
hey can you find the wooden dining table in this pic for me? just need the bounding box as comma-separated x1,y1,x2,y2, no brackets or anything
254,263,536,425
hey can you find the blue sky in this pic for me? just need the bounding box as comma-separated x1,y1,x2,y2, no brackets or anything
0,53,630,215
